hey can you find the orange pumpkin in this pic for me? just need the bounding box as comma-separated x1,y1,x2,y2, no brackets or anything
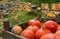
11,26,23,35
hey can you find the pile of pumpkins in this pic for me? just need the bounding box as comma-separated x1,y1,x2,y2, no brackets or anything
11,19,60,39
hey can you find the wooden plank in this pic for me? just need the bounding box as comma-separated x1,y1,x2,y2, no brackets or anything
2,30,27,39
3,19,10,31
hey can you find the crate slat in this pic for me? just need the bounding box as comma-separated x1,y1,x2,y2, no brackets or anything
2,30,27,39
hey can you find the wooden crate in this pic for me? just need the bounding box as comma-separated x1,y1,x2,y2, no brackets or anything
2,14,42,39
2,14,60,39
2,19,28,39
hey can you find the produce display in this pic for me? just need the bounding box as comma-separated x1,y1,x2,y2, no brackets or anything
11,19,60,39
1,1,60,18
1,1,60,39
